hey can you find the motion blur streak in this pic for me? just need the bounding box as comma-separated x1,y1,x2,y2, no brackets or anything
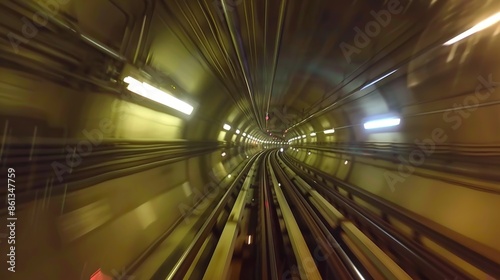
0,0,500,279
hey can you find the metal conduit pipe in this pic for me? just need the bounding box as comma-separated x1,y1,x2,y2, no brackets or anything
108,0,135,56
134,0,155,65
17,0,127,61
156,1,257,125
201,8,257,124
265,0,288,128
221,0,264,130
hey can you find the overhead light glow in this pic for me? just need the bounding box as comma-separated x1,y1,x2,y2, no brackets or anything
444,12,500,46
242,132,247,136
221,152,226,157
223,124,231,131
360,70,397,90
324,129,335,134
310,132,316,136
228,174,232,178
364,117,401,130
344,160,348,165
302,135,306,138
236,129,240,134
124,77,193,115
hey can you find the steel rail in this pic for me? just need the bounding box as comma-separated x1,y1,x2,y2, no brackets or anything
260,155,279,279
270,151,358,279
162,152,264,280
281,152,487,278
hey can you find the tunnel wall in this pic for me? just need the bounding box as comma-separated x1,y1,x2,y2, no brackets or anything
0,67,257,279
286,148,500,265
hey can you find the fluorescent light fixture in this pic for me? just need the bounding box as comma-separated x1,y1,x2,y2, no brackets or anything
223,124,231,131
124,76,193,115
221,152,226,157
308,152,311,155
302,135,306,138
280,148,284,152
364,117,401,130
444,12,500,46
310,132,316,136
360,70,397,90
242,132,247,136
228,174,232,178
344,160,349,165
247,235,252,245
324,129,335,134
236,129,240,134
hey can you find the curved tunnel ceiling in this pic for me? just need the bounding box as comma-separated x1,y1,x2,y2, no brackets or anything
123,0,500,146
13,0,498,145
148,0,420,140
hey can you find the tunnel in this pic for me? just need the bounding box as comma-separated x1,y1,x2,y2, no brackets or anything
0,0,500,279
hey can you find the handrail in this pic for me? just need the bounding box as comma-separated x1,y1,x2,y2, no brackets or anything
291,145,500,187
0,141,227,208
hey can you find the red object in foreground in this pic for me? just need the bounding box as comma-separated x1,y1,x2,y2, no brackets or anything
90,269,113,280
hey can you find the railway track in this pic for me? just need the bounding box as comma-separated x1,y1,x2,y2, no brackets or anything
133,148,496,279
